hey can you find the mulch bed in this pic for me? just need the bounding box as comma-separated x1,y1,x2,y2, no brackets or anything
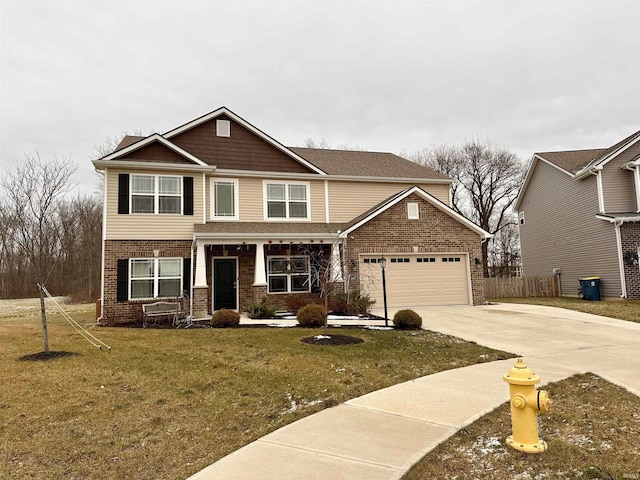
300,334,364,346
19,351,78,361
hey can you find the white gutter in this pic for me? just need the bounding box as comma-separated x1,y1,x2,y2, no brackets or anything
190,237,195,319
99,167,108,322
92,159,215,172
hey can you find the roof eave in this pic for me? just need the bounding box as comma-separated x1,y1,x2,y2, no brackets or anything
92,159,216,172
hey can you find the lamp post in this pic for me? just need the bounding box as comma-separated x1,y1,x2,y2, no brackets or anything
380,256,388,327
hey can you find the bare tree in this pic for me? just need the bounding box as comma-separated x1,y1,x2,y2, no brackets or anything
409,139,525,277
1,153,77,351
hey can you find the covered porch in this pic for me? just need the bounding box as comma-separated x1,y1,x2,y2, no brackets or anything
191,223,346,319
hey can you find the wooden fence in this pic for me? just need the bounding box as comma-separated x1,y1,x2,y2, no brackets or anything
484,276,558,298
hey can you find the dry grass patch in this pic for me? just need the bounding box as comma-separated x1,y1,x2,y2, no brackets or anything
1,304,513,480
490,297,640,324
404,373,640,480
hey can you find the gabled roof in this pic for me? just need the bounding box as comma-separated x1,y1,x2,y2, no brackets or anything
339,185,491,239
515,128,640,210
536,149,607,175
289,148,449,180
114,135,145,152
164,106,326,175
99,133,208,166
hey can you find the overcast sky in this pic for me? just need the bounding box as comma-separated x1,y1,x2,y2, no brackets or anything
1,0,638,195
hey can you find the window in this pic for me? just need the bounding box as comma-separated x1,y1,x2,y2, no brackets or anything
129,258,182,300
211,179,238,220
417,257,436,263
130,174,182,214
265,182,309,219
407,202,419,220
442,257,461,262
267,256,310,293
518,211,525,225
390,258,410,263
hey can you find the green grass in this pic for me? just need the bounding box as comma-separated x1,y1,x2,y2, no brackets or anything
0,306,513,480
404,373,640,480
490,296,640,324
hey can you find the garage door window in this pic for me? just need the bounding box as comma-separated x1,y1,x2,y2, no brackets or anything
390,258,410,263
442,257,461,262
417,257,436,263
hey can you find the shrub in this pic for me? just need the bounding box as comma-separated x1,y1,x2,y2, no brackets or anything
244,296,277,319
297,304,327,327
285,296,316,315
211,309,241,328
393,309,422,330
330,290,376,316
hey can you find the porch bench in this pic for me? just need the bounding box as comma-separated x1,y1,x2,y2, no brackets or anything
142,301,180,327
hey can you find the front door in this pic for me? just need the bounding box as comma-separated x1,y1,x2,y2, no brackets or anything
213,258,237,310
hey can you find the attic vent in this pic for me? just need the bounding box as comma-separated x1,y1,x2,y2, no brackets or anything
216,119,230,137
407,202,419,220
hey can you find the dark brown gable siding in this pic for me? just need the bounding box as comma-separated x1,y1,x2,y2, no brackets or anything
170,116,315,173
125,142,195,164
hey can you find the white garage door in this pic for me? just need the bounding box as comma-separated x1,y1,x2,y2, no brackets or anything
359,254,470,308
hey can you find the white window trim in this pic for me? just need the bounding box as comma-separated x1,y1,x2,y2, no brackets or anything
129,257,183,300
407,202,419,220
130,174,183,215
210,178,239,221
266,255,311,294
263,180,311,221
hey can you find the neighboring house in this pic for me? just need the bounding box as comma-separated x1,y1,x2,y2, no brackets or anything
93,107,491,324
516,129,640,299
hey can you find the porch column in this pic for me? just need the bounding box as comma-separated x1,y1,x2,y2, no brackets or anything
253,241,267,286
331,241,343,282
194,241,208,288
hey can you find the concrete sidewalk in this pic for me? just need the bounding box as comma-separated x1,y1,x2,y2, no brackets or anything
188,304,640,480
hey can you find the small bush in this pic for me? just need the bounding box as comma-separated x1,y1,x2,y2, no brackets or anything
244,296,277,319
393,309,422,330
285,296,316,315
297,304,327,327
211,309,240,328
330,290,376,315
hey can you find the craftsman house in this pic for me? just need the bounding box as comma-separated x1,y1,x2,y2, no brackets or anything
516,129,640,299
93,107,490,324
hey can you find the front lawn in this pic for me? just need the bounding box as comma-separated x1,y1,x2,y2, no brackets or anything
1,305,513,480
490,296,640,324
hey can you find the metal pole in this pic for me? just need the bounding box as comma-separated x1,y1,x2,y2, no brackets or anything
381,259,388,327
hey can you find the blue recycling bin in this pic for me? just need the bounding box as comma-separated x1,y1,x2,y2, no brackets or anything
579,277,601,301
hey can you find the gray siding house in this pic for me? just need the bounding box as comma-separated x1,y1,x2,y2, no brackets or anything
516,129,640,299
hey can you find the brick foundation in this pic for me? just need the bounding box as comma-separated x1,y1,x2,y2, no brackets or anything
102,240,193,325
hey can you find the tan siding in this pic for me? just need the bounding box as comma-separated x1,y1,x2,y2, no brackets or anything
328,181,449,222
105,168,203,240
518,160,621,297
236,178,325,221
600,142,640,213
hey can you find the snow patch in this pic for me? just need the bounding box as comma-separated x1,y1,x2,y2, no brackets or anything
363,326,394,331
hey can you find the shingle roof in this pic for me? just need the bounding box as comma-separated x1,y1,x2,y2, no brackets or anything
194,222,346,235
114,135,145,152
289,147,450,180
536,149,607,174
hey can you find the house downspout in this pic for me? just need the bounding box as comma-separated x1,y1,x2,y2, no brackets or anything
614,220,627,298
99,167,108,323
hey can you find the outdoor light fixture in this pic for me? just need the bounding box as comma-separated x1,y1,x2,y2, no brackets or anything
475,257,482,265
380,255,388,327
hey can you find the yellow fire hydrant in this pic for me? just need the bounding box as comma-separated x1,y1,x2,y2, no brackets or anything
503,358,550,453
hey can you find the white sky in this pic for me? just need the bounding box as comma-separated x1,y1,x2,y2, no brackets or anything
1,0,638,195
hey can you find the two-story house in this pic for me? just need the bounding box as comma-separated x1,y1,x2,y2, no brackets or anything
93,107,490,325
516,129,640,299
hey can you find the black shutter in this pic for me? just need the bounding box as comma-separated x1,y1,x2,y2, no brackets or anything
118,174,130,214
117,259,129,302
182,258,191,298
183,176,194,215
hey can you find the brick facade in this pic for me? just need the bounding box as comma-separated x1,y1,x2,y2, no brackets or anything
102,240,193,325
620,223,640,300
343,193,485,305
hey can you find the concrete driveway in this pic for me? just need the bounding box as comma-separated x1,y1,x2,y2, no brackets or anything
188,303,640,480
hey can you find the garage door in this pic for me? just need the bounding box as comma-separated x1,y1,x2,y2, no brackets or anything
359,254,470,308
